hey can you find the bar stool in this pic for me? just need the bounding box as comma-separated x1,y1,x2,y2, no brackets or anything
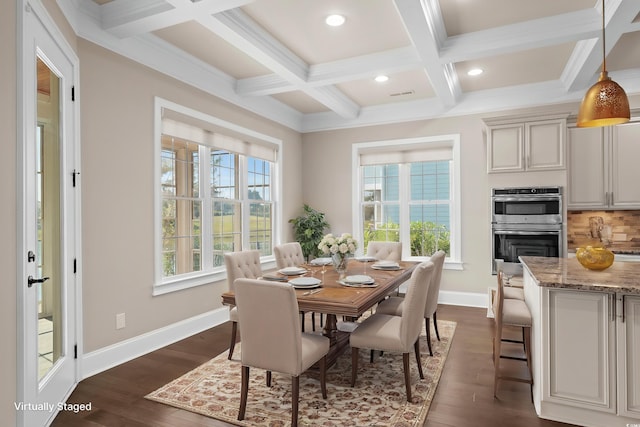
495,259,524,300
493,271,533,399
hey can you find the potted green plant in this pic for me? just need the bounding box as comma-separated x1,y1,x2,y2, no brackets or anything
289,204,330,261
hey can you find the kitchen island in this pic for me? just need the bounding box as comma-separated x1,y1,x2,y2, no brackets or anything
519,256,640,427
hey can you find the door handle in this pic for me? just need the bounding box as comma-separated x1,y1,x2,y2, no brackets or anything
27,275,49,288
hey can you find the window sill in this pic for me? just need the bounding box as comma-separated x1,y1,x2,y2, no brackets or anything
153,258,278,296
153,271,226,296
405,256,463,271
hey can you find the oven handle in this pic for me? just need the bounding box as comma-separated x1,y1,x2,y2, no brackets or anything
492,229,561,235
492,196,561,202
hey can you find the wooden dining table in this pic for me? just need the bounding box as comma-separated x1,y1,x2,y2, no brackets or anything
221,259,418,366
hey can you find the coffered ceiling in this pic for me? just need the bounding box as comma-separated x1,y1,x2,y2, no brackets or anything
57,0,640,132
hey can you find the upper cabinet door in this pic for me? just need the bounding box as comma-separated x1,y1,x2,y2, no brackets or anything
486,115,566,173
567,127,607,209
526,119,566,171
611,122,640,209
487,124,524,173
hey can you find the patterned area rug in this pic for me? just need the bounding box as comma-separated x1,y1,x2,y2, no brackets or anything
146,320,456,427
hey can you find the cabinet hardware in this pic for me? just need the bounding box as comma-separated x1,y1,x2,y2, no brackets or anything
622,295,626,323
610,293,615,322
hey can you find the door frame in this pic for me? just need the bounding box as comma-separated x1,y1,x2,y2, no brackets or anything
17,1,82,425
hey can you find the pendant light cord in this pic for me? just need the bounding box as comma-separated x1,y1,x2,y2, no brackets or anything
601,0,606,73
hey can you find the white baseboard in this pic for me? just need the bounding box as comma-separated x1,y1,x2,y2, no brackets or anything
395,285,489,309
81,291,487,380
80,307,229,380
438,290,489,308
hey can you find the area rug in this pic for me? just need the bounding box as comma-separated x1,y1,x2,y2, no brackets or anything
146,320,456,427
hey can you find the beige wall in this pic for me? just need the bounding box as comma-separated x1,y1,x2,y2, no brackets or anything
1,1,17,424
78,39,303,352
302,105,574,295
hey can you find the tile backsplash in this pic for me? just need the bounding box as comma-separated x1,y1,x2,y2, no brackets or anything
567,210,640,253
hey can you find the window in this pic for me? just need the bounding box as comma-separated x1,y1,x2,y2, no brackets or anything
155,98,281,294
353,135,461,268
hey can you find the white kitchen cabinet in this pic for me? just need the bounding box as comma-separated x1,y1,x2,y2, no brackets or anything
568,121,640,209
523,269,640,426
618,295,640,419
546,289,616,412
486,116,566,173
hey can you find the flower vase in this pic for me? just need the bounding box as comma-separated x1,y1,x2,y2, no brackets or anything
331,253,350,277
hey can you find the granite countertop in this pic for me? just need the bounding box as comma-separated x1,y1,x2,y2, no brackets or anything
519,256,640,294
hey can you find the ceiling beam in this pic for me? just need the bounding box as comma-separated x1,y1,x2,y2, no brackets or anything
100,0,253,38
201,8,360,118
394,0,459,107
563,0,640,92
236,47,422,96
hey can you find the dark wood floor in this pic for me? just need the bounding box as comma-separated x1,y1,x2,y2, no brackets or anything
52,305,574,427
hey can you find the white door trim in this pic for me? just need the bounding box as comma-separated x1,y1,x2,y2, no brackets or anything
17,1,82,426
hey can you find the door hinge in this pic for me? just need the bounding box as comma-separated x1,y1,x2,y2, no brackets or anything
71,86,75,101
73,258,77,274
72,169,79,187
74,344,78,359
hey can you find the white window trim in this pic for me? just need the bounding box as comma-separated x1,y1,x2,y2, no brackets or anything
153,97,282,295
352,135,462,270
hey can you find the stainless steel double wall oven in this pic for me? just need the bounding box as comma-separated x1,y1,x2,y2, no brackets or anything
491,186,563,273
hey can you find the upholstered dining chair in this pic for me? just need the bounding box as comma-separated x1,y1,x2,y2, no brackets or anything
366,241,402,261
493,271,533,399
350,260,435,402
274,242,306,268
234,278,330,427
273,242,320,331
375,250,446,356
224,250,262,360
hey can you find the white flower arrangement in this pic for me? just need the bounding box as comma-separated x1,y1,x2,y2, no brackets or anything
318,233,358,257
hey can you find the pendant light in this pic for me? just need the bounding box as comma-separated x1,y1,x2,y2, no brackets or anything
577,0,630,127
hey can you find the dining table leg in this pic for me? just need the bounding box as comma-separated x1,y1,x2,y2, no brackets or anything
322,314,338,344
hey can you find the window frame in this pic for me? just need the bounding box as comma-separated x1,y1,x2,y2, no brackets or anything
154,97,282,295
352,135,462,270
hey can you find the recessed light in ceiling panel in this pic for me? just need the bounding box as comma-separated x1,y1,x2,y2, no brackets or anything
242,0,411,64
337,69,435,108
457,42,575,92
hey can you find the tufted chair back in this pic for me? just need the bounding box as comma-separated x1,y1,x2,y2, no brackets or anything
224,250,262,292
366,241,402,262
274,242,306,268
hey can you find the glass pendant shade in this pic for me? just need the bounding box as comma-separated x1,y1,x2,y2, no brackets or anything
577,70,630,127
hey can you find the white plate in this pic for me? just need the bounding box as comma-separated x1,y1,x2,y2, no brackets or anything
344,275,374,284
289,277,322,287
371,261,400,270
310,257,332,266
355,256,377,262
338,280,377,288
278,267,307,275
371,265,401,271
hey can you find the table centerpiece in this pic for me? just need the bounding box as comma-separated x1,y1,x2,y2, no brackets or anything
318,233,358,276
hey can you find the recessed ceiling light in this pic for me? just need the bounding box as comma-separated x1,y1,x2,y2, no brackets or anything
375,75,389,83
325,14,346,27
467,68,483,76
